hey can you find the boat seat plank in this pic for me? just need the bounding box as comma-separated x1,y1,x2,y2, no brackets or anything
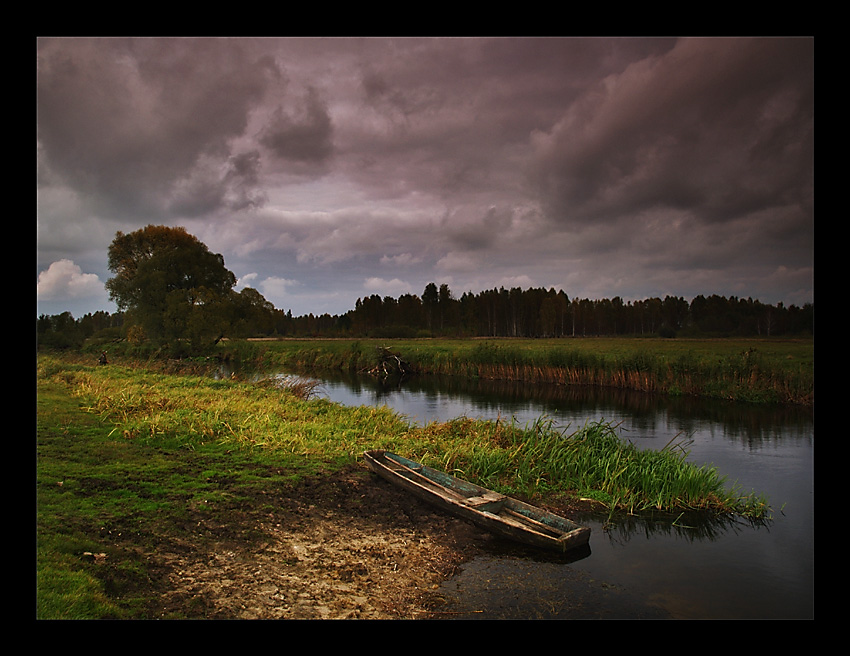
463,492,506,508
382,455,467,501
500,508,565,538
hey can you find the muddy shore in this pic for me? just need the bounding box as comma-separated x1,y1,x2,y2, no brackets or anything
93,463,667,619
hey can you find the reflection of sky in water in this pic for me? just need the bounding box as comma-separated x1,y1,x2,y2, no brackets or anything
323,380,639,431
317,375,812,518
312,372,812,619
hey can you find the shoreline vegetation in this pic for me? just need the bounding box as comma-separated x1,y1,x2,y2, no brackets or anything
37,337,797,618
41,340,782,519
238,336,813,407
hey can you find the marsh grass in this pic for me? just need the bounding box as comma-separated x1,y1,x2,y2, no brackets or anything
39,353,769,518
38,346,779,617
255,374,323,400
411,416,769,521
255,337,812,405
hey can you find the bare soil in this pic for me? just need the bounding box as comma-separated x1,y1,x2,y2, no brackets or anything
83,459,672,620
162,468,490,619
93,462,572,620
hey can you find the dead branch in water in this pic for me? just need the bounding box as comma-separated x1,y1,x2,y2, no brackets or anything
363,346,416,379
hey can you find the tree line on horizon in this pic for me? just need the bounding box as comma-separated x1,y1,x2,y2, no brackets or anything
38,283,813,350
342,283,813,339
36,225,814,351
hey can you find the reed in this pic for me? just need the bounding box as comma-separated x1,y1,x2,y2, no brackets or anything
253,337,812,406
412,417,769,520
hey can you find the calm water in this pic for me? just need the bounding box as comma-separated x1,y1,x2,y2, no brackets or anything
280,368,815,619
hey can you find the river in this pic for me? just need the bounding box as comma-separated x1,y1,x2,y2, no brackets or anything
272,367,814,619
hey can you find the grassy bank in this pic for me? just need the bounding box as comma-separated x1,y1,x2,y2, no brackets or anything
37,352,771,617
247,337,813,406
39,351,771,517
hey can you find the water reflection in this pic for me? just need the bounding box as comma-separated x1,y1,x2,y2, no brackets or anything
224,363,813,618
279,366,791,541
302,367,813,445
591,509,772,545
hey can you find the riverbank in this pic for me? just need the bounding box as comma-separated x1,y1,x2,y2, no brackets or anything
37,361,631,619
238,337,813,406
36,368,474,618
37,351,770,618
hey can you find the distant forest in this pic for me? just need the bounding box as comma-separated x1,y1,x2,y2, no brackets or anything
38,282,813,349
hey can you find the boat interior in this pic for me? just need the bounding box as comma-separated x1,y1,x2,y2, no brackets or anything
377,452,568,538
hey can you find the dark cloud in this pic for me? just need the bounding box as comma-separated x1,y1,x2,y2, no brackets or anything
259,87,334,167
528,38,813,229
37,37,278,218
37,37,814,318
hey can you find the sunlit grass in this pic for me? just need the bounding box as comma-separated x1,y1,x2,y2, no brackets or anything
40,351,772,539
407,416,769,520
39,353,770,518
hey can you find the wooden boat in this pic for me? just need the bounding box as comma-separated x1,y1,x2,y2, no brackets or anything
363,450,591,554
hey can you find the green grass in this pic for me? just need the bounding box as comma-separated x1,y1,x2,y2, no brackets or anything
36,360,341,619
39,351,771,516
37,351,772,617
406,415,769,520
247,336,813,405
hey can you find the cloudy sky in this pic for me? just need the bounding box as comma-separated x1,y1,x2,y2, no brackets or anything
37,37,814,319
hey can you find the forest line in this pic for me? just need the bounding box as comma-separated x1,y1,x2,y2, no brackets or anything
38,282,813,349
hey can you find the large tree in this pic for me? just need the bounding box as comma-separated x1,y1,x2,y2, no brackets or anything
106,225,237,350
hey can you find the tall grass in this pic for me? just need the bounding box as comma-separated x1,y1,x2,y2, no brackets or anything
38,354,769,520
255,374,324,400
254,338,813,406
412,417,769,520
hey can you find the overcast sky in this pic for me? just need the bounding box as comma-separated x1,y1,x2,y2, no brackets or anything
37,37,814,319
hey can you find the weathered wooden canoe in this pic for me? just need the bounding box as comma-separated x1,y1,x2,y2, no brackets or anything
363,450,591,554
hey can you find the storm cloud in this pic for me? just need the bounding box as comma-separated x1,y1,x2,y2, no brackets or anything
37,37,814,318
